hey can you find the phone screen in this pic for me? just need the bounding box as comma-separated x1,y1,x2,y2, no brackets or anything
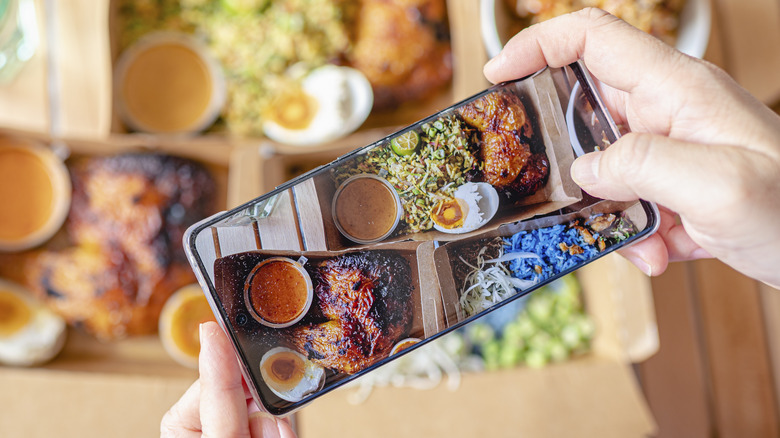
184,62,659,416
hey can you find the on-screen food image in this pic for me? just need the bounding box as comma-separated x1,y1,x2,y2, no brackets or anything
260,347,326,402
244,257,313,328
185,64,658,414
454,212,637,317
332,174,402,244
24,153,216,340
284,251,414,375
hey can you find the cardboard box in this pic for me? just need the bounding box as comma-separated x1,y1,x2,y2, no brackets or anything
0,1,659,436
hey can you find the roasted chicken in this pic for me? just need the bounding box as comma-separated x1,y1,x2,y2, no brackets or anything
458,90,549,201
348,0,452,110
25,154,215,340
286,251,413,374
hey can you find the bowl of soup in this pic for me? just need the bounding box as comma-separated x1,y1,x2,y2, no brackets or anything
243,257,314,329
332,174,402,245
0,138,71,252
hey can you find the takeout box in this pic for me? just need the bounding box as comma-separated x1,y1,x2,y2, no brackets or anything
0,1,659,436
0,0,479,146
0,128,229,437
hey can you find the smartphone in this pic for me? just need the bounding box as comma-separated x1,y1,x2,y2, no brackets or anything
183,62,660,416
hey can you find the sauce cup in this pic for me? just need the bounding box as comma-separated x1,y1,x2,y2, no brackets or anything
243,257,313,329
0,138,71,252
332,174,402,245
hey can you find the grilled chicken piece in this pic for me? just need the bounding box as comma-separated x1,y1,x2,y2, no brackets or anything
287,251,413,374
458,90,549,200
25,154,215,340
458,90,533,136
348,0,451,110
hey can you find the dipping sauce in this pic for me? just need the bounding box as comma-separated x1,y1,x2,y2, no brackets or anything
0,142,70,251
116,33,224,134
334,175,400,243
246,259,312,326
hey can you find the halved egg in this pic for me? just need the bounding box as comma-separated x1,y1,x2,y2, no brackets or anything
432,182,500,234
159,284,216,369
262,65,373,146
260,347,325,402
0,279,66,367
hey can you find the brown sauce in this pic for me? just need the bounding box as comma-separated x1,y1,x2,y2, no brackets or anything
262,350,305,391
335,177,398,241
248,260,309,324
121,42,214,133
0,147,54,241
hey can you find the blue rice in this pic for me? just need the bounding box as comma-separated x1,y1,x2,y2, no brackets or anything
503,224,601,284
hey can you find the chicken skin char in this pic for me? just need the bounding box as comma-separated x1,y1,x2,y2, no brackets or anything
287,251,413,374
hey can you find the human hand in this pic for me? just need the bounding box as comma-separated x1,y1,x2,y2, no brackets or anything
161,321,297,438
484,8,780,287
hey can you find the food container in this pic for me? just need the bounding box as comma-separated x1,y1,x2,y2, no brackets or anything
331,174,403,245
243,257,314,329
113,31,226,135
480,0,712,59
0,137,71,252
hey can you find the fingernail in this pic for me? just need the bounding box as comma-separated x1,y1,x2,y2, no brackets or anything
690,248,712,259
484,54,501,72
623,254,653,276
571,153,601,186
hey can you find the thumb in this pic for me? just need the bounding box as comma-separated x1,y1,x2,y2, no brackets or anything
570,132,742,215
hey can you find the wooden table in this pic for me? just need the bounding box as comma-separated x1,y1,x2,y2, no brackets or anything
636,1,780,435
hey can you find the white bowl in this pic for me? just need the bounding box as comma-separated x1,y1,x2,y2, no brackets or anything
481,0,711,59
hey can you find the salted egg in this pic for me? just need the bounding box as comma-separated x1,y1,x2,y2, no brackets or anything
260,347,325,402
432,182,499,234
262,65,373,146
0,279,66,367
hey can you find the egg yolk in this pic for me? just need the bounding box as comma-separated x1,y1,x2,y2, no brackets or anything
169,293,215,358
263,351,306,392
431,199,467,229
0,291,32,337
266,89,319,131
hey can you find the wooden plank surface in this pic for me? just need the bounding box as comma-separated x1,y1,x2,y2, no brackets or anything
639,262,713,438
692,259,779,438
292,179,328,251
255,189,303,251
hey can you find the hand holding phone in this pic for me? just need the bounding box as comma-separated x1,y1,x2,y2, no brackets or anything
183,62,658,415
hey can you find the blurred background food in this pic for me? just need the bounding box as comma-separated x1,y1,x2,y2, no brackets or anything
158,283,216,369
2,0,780,436
115,0,452,140
0,152,217,341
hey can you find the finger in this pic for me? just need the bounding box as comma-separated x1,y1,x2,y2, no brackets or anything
570,132,751,217
199,321,250,438
483,8,688,94
160,380,202,437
